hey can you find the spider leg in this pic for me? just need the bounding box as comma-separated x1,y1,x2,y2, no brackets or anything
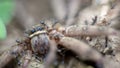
0,45,23,68
22,50,32,68
44,40,57,68
58,25,119,37
52,34,104,68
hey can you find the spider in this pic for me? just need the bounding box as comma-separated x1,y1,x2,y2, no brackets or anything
0,19,119,68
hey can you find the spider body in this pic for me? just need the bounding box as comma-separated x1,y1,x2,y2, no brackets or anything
24,24,50,58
